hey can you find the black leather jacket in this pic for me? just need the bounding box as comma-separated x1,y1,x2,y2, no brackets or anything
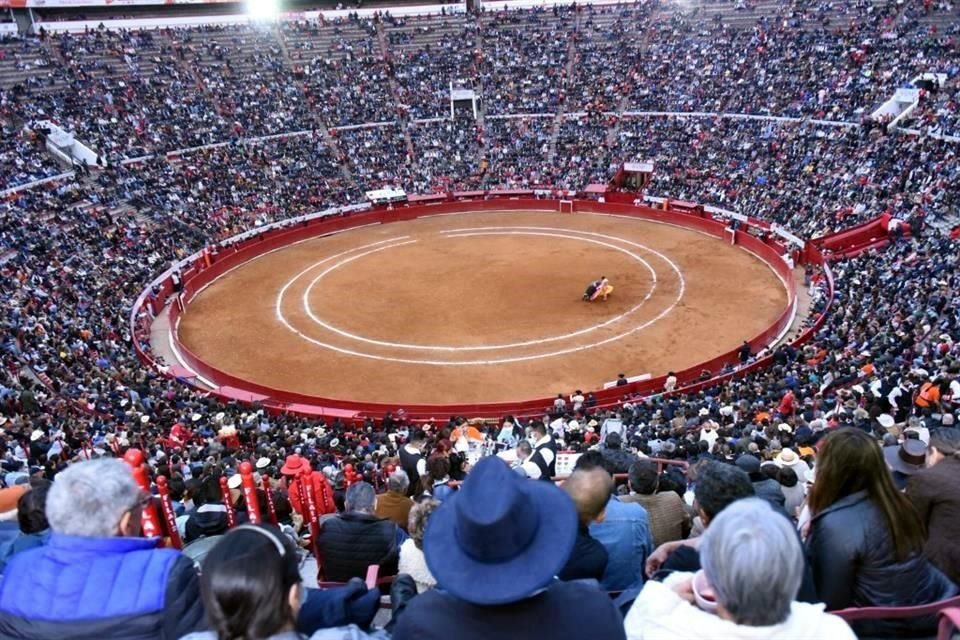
806,490,958,637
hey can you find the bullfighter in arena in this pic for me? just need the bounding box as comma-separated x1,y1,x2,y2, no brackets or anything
582,276,613,301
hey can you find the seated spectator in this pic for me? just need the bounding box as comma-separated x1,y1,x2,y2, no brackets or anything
0,481,50,573
624,499,856,640
317,482,405,583
907,428,960,583
0,459,204,638
576,452,652,591
374,469,414,532
398,498,440,593
184,475,230,544
734,454,788,515
181,524,387,640
773,448,811,483
807,428,958,637
393,456,626,640
776,466,805,520
282,455,337,518
558,467,610,582
622,459,691,546
651,462,756,575
884,438,928,490
420,456,455,502
600,431,638,474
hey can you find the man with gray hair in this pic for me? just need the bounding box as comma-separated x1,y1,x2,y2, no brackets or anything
624,499,855,638
317,481,406,582
374,468,414,532
0,459,205,639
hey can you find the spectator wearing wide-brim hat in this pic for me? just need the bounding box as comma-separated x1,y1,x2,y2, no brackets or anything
282,454,337,518
773,448,811,484
392,456,626,640
883,439,928,491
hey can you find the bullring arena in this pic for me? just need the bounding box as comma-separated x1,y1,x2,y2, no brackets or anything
175,206,789,405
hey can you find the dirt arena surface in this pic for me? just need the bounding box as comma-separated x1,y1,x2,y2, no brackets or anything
178,210,788,405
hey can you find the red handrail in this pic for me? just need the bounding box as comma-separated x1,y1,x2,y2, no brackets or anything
831,595,960,622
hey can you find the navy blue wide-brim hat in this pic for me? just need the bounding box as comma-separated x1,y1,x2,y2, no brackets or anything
423,455,578,606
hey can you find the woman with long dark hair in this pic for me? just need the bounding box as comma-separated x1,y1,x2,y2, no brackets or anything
805,428,957,637
181,524,387,640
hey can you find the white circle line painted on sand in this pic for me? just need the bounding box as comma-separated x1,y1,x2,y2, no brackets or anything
274,236,416,335
275,227,687,366
300,230,658,351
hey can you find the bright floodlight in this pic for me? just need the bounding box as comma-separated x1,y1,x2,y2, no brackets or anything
247,0,280,21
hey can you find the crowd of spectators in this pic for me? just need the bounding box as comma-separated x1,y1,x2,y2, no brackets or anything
0,1,958,638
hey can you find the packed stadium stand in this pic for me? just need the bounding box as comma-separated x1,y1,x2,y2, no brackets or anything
0,0,959,638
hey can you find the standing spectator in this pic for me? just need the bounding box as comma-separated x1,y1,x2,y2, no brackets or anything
906,428,960,584
624,499,856,640
526,420,557,480
398,499,440,594
806,428,957,637
663,372,678,393
622,460,690,547
0,482,50,573
317,482,405,583
393,457,625,640
0,459,205,638
398,431,428,497
558,467,610,582
553,394,567,413
374,469,414,532
599,411,624,442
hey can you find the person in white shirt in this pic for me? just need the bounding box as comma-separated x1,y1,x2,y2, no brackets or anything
570,390,585,412
699,421,719,451
664,372,678,393
599,412,624,442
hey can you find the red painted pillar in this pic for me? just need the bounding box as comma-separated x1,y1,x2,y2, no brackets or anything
219,476,237,529
239,462,262,524
122,449,163,542
156,476,183,549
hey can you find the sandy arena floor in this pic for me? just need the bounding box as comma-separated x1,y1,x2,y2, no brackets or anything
177,210,788,405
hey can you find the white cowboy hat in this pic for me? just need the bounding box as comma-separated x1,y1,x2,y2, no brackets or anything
774,448,800,467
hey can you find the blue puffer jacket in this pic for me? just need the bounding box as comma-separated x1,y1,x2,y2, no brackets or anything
0,533,206,640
